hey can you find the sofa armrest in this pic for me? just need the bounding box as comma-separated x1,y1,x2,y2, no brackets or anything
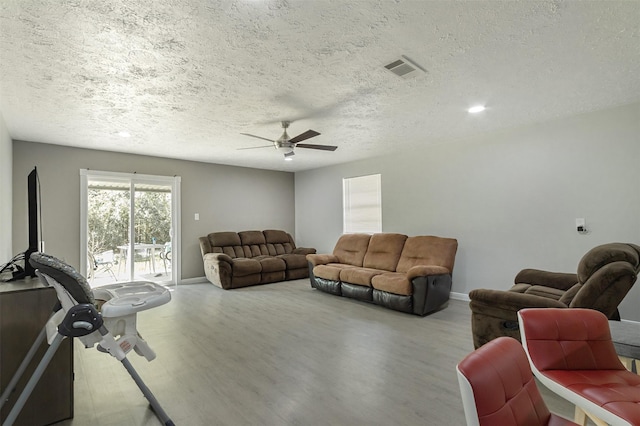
514,268,578,291
470,288,568,314
406,265,450,281
469,289,568,349
202,253,234,289
306,253,338,267
199,236,212,257
203,252,233,264
293,247,316,255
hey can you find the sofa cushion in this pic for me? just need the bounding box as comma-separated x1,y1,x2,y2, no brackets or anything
371,272,412,296
314,263,356,281
209,232,245,258
267,243,288,256
396,236,457,273
277,253,307,269
232,258,262,277
524,285,564,300
264,229,295,255
209,231,241,246
339,267,385,287
559,283,582,305
264,229,290,243
255,255,286,273
363,233,407,271
237,231,268,257
239,230,266,245
333,233,372,266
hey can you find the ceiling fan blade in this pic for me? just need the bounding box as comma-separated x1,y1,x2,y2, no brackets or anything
295,143,338,151
240,133,276,143
289,130,320,144
237,145,273,150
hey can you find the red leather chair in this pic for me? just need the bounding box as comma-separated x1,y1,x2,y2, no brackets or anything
518,308,640,426
456,336,577,425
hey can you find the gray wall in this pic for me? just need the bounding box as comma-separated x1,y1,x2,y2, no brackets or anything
295,102,640,320
12,141,295,280
0,112,11,262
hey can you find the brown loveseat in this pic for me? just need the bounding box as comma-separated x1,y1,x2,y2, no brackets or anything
199,230,316,289
306,233,458,316
469,242,640,349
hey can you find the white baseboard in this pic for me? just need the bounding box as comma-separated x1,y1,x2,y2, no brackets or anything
450,291,470,302
179,276,208,285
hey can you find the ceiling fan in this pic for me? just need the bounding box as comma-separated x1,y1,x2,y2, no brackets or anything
240,121,338,160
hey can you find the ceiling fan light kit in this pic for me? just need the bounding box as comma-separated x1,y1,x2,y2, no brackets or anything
240,121,338,159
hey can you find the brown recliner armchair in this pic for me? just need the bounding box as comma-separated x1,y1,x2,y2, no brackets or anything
469,242,640,349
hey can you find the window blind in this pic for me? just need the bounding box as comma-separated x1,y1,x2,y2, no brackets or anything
343,174,382,234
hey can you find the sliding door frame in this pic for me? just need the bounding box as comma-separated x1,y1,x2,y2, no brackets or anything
80,169,181,285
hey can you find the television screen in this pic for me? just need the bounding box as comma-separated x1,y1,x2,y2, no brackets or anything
0,167,40,282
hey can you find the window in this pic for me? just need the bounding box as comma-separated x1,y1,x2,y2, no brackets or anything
343,174,382,234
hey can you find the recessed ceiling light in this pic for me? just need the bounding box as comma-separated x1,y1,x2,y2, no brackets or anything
468,105,486,114
118,131,131,138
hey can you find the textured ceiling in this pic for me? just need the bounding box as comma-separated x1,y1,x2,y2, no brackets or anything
1,1,639,172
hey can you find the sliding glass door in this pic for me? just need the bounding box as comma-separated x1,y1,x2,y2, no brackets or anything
80,170,181,287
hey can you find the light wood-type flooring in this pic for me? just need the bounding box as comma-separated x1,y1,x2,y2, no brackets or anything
57,279,578,425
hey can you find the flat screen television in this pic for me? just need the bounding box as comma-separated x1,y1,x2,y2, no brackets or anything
1,167,40,281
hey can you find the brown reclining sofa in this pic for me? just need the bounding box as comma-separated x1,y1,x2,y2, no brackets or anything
306,233,458,316
199,230,316,289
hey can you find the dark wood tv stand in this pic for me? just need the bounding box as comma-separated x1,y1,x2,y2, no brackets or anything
0,278,73,425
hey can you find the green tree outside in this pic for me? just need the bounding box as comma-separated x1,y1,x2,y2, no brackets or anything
88,188,171,256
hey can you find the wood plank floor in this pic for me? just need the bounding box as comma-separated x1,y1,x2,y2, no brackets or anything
57,279,577,425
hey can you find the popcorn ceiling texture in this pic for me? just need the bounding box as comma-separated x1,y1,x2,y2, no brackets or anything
0,0,639,171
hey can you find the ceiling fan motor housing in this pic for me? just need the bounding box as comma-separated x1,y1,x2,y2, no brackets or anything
276,142,294,152
240,120,337,155
276,123,294,152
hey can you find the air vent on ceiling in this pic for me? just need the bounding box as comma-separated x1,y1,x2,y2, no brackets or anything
384,56,425,79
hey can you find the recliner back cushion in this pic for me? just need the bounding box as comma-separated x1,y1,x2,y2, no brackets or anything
558,283,582,305
239,231,270,257
333,234,372,266
363,233,407,271
396,236,458,273
577,243,640,283
570,261,636,316
209,232,245,258
264,229,295,255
